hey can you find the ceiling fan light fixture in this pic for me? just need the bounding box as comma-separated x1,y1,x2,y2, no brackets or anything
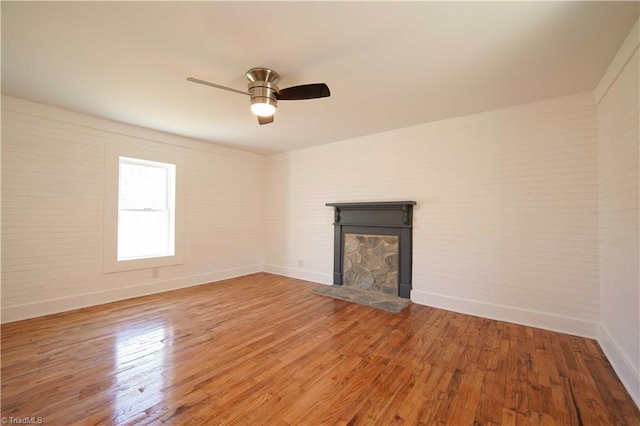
250,98,277,117
248,80,278,117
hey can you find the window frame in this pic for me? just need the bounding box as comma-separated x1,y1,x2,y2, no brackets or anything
104,144,185,273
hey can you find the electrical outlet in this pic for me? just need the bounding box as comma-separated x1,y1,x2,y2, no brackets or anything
152,267,159,278
297,259,303,267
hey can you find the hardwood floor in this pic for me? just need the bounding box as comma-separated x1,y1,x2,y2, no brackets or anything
2,273,638,425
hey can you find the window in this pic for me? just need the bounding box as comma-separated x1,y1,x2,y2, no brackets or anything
104,144,184,273
117,157,176,261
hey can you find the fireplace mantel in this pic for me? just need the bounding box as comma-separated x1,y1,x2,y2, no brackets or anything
326,201,416,298
326,201,417,207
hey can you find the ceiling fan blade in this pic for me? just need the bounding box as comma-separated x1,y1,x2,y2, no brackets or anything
258,115,274,125
276,83,330,100
186,77,249,96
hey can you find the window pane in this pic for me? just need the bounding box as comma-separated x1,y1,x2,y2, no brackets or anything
118,210,172,260
119,161,168,211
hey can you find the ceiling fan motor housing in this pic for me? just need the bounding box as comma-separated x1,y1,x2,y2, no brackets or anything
247,68,279,116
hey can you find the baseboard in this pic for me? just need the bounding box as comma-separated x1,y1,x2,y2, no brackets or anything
262,264,332,285
1,264,262,323
411,289,599,338
598,324,640,408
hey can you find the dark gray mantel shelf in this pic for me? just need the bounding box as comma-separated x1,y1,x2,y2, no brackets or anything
325,201,417,208
326,201,417,228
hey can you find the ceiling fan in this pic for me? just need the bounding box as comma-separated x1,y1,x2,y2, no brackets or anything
187,67,330,125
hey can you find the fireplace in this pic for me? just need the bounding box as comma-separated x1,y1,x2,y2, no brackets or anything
326,201,416,299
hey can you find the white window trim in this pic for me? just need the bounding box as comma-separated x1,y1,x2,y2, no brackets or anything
104,144,185,273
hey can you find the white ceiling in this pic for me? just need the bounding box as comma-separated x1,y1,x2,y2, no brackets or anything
2,2,638,155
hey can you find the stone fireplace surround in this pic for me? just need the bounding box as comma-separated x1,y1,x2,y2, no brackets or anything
343,233,399,295
326,201,416,299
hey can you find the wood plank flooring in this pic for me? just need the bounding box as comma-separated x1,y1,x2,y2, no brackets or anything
2,273,639,425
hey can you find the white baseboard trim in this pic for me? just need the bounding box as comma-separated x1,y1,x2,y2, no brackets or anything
262,264,332,285
1,264,263,323
411,289,599,339
598,324,640,408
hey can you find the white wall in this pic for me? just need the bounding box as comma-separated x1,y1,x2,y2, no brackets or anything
595,19,640,406
264,91,600,338
1,96,265,322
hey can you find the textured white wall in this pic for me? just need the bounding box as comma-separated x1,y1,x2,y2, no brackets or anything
596,19,640,406
1,96,265,322
264,92,600,337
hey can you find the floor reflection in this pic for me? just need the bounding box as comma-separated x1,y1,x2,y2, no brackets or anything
113,323,170,423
